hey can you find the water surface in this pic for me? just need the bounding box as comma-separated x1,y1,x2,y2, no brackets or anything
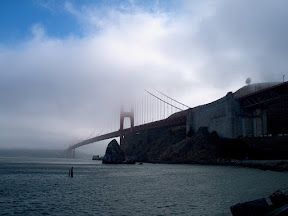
1,157,288,215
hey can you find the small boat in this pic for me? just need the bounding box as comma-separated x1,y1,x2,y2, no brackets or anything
92,155,100,160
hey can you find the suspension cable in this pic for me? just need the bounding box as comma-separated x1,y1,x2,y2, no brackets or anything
154,89,190,108
145,90,183,111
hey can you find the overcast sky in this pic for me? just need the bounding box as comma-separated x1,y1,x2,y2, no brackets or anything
0,0,287,154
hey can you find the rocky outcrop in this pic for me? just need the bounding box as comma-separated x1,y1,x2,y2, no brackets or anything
231,189,288,216
269,189,288,208
102,139,125,164
266,205,288,216
230,198,270,216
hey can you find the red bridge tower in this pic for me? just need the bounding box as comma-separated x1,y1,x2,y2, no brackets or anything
120,106,134,145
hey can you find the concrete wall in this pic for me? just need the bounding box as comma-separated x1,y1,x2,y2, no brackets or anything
187,92,241,138
186,82,288,139
186,92,268,139
241,109,268,137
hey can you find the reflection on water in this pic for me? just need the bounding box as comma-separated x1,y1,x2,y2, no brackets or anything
1,157,288,216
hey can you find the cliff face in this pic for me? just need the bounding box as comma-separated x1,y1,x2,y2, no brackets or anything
121,126,187,162
120,126,247,163
159,127,221,162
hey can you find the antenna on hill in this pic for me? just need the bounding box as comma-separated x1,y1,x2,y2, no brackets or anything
245,78,251,85
283,75,285,83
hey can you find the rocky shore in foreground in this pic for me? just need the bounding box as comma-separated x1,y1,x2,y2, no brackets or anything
230,189,288,216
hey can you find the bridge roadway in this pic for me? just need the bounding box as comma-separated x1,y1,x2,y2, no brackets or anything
238,81,288,109
66,114,187,155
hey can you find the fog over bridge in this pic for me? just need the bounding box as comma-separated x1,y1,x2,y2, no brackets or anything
66,82,288,158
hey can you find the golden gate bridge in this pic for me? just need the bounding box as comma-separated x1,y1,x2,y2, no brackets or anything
65,89,190,158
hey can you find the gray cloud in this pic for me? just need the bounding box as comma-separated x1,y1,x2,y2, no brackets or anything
190,0,288,83
1,0,288,154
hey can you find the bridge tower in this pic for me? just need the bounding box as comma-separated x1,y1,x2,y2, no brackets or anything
66,148,75,158
120,106,134,145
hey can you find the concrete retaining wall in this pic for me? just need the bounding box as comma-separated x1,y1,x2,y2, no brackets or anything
186,92,242,139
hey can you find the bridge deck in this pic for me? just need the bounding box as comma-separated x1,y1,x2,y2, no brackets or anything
239,81,288,109
67,114,187,151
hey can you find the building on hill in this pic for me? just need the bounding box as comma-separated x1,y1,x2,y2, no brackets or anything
186,82,288,139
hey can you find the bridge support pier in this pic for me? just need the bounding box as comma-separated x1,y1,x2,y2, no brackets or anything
66,148,75,158
120,135,124,146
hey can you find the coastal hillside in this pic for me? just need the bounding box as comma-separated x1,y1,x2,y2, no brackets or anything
120,126,247,163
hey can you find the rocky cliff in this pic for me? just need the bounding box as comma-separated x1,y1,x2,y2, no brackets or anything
120,126,248,163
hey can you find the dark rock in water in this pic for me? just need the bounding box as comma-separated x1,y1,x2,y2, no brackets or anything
270,189,288,208
266,204,288,216
102,139,125,164
230,198,270,216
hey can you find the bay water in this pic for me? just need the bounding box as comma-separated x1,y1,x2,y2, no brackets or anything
1,157,288,215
